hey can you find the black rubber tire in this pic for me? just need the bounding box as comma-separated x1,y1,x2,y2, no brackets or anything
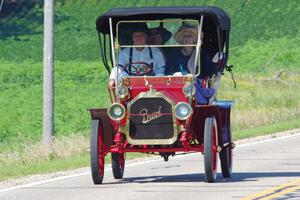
111,153,125,179
90,120,105,184
204,117,218,183
219,142,232,178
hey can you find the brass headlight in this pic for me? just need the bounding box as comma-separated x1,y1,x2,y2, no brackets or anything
117,85,129,99
183,83,196,98
174,102,193,120
108,103,126,121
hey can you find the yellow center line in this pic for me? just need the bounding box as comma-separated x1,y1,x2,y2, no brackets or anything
240,179,300,200
262,185,300,200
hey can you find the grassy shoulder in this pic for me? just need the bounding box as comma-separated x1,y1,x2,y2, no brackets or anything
0,153,89,181
234,116,300,140
0,149,147,181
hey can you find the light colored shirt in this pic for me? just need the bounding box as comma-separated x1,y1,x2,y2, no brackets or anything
109,47,165,81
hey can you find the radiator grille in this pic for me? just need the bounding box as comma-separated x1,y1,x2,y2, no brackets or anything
129,97,174,140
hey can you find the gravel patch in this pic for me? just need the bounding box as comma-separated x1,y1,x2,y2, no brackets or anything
1,128,299,190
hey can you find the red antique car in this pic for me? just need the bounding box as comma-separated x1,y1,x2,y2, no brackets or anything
89,6,234,184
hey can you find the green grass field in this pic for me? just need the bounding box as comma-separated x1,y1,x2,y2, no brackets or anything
0,0,299,180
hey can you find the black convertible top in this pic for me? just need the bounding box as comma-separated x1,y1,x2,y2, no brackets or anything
96,6,231,34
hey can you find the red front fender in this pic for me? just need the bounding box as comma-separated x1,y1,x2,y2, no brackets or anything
89,109,116,147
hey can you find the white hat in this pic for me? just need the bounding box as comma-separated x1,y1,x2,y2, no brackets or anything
174,23,198,44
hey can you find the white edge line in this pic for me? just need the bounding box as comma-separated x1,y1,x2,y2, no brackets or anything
0,158,165,193
1,132,299,193
0,172,89,193
236,132,300,147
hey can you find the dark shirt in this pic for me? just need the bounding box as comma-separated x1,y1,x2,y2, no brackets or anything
165,48,190,75
165,48,217,78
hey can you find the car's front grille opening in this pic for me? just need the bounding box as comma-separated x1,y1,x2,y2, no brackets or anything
129,97,174,140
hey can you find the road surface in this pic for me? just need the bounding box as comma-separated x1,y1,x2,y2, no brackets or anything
1,132,300,200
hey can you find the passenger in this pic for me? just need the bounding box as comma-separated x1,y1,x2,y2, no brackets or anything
147,26,172,61
147,27,172,45
165,23,217,77
109,23,166,83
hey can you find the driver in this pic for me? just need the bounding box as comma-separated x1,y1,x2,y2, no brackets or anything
109,23,165,82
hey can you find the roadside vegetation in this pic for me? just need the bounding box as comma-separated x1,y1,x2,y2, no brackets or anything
0,0,299,180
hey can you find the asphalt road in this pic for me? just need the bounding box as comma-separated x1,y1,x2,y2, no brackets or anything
1,133,300,200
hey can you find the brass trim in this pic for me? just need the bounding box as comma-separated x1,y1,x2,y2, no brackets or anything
108,85,116,103
107,103,126,121
118,126,126,134
183,83,196,98
125,89,177,145
120,77,130,87
177,124,186,134
117,85,129,99
184,75,193,83
167,76,171,85
144,75,149,86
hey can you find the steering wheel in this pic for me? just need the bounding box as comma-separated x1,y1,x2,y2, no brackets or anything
124,62,153,76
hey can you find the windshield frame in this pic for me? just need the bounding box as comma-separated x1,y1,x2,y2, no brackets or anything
113,18,203,80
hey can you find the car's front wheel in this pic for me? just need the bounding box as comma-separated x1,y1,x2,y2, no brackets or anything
90,120,105,184
204,117,218,183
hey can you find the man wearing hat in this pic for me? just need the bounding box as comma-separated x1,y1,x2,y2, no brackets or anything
165,23,217,77
147,27,172,45
109,23,166,82
147,26,173,61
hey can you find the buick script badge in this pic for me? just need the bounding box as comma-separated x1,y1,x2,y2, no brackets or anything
139,106,163,124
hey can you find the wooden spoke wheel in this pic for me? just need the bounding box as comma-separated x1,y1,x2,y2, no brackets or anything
90,120,105,184
204,117,218,183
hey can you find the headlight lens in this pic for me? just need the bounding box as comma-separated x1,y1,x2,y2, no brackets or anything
108,103,126,121
183,83,196,98
117,85,129,99
113,106,123,116
175,102,193,120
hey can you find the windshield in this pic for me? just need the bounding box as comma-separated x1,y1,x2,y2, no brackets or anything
112,19,202,81
117,19,199,47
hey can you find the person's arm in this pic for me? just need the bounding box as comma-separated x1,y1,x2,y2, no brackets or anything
153,48,166,76
109,49,129,82
118,48,128,68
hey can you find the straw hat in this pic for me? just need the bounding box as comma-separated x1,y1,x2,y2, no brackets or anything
174,23,198,44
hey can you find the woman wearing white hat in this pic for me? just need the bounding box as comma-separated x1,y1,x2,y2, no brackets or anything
165,23,216,77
